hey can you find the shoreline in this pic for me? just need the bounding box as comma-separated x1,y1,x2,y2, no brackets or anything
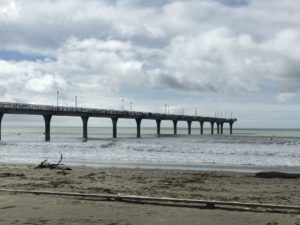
1,161,300,173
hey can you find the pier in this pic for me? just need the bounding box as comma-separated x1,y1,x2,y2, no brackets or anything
0,102,237,141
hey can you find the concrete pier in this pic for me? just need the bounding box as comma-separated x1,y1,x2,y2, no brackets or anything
43,115,52,141
111,117,118,138
0,113,3,141
0,102,237,141
220,122,224,134
230,122,233,134
200,121,204,135
136,118,142,138
173,120,178,135
210,121,214,135
81,116,89,140
156,119,161,136
187,121,192,135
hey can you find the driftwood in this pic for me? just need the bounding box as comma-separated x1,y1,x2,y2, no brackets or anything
35,154,72,171
0,189,299,213
255,171,300,179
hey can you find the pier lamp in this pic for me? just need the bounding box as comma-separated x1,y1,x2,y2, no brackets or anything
56,91,59,108
122,99,124,110
130,101,132,111
75,96,77,108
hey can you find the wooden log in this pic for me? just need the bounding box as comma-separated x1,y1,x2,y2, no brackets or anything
0,188,299,212
255,171,300,179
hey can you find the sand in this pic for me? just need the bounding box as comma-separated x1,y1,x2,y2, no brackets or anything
0,164,299,225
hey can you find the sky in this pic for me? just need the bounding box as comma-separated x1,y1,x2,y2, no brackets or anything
1,0,300,128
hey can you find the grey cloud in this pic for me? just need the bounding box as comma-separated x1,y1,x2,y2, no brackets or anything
214,0,250,7
160,74,218,92
0,0,300,106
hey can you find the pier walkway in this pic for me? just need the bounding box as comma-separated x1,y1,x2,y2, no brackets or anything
0,102,237,141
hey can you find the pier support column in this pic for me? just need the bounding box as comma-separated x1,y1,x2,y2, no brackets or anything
81,116,89,140
187,121,192,135
200,121,204,135
0,113,3,141
111,117,118,138
229,122,233,134
220,122,224,134
210,121,214,135
156,119,161,136
43,115,52,141
173,120,178,135
136,118,142,138
217,123,220,134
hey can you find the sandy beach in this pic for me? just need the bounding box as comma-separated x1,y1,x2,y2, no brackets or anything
0,164,299,225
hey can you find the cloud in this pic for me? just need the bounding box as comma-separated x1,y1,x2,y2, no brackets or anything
0,0,19,24
157,28,300,95
276,93,297,103
0,37,150,107
0,0,300,127
214,0,250,7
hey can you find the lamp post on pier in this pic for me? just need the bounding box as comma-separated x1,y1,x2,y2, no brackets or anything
56,91,59,108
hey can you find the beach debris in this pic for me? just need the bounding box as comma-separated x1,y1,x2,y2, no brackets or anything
35,154,72,171
56,170,70,176
255,171,300,179
0,172,25,178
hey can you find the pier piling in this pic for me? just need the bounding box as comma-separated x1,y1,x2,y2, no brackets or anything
156,119,161,136
173,120,178,135
200,121,204,135
136,118,142,138
220,122,224,134
0,113,3,141
43,115,52,141
81,116,89,140
111,117,118,138
210,121,214,135
229,122,233,134
187,121,192,135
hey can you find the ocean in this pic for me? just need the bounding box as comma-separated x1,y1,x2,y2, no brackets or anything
0,126,300,172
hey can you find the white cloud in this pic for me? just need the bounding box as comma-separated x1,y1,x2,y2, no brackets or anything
276,92,296,103
24,74,67,93
0,0,19,24
1,0,300,127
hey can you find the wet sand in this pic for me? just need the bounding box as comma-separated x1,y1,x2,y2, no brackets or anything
0,164,299,225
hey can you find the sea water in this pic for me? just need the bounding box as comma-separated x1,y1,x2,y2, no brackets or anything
0,126,300,172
